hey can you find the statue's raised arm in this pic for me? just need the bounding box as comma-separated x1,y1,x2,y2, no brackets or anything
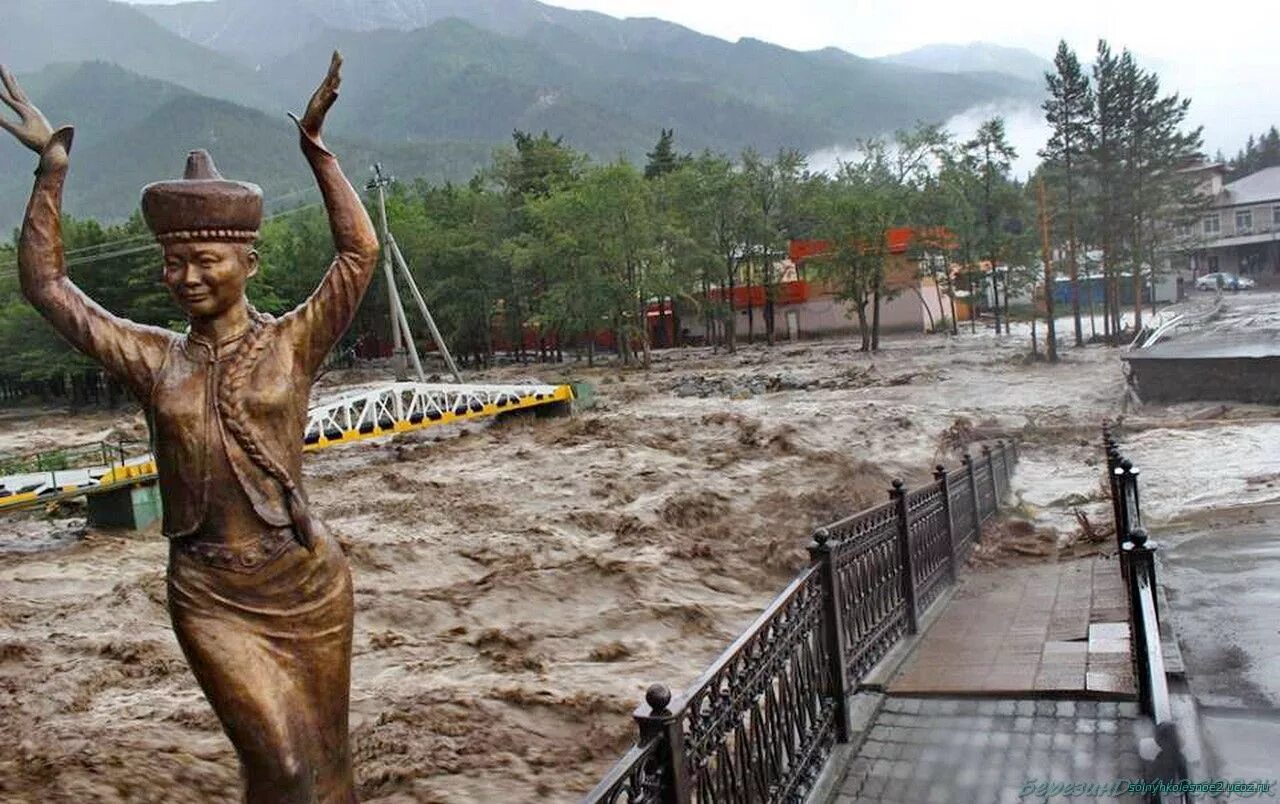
2,65,174,404
277,51,381,376
0,64,57,158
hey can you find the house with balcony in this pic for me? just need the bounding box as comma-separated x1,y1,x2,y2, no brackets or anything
1180,164,1280,283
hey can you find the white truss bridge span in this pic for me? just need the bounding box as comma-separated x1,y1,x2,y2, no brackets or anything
1,381,574,512
303,381,573,448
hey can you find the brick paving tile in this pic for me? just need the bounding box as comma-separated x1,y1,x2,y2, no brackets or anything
889,557,1135,695
836,697,1146,803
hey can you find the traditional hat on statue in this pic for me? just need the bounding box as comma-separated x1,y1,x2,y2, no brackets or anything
141,150,263,244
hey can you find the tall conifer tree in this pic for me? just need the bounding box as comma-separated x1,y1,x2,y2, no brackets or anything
1040,41,1092,347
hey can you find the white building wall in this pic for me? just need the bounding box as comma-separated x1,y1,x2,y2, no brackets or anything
680,293,926,341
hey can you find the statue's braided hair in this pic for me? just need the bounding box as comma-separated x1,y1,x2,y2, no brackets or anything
216,306,318,549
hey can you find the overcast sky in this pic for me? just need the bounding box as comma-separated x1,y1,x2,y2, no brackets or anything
128,0,1277,169
541,0,1276,161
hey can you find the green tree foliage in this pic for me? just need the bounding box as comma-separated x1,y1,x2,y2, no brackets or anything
1226,126,1280,180
644,129,689,180
1086,40,1203,337
517,162,658,366
808,168,892,351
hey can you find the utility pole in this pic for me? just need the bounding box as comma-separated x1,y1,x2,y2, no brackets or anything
366,163,463,384
368,163,410,381
388,238,463,382
1037,177,1059,363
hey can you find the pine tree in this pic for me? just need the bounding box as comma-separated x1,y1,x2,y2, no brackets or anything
964,118,1019,335
1088,42,1203,341
1040,40,1092,347
1226,125,1280,179
1122,64,1202,324
644,128,681,180
1089,40,1125,340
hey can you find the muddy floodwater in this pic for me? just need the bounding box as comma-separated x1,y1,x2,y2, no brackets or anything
2,308,1277,801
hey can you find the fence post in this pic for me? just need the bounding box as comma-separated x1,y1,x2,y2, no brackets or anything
809,528,851,741
890,480,919,635
996,440,1009,500
934,465,958,585
633,684,691,804
1124,462,1143,530
982,445,998,515
963,452,981,543
1122,529,1157,717
1113,458,1135,555
1106,448,1124,533
1124,461,1150,616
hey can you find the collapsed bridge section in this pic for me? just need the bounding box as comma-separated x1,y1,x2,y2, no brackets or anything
0,381,575,519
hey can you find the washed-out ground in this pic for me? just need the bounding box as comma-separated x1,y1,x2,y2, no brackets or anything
1,296,1277,802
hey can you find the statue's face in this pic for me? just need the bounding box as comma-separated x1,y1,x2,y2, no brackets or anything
162,242,259,320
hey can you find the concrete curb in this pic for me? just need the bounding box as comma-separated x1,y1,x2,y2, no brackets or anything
1155,556,1209,779
806,585,961,803
806,586,960,803
806,692,885,804
859,584,958,692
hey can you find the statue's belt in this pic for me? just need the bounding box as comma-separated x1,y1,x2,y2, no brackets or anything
174,527,298,573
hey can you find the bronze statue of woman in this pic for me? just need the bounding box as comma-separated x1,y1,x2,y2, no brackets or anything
1,53,378,803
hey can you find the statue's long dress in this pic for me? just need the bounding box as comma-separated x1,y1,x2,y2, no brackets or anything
18,127,380,804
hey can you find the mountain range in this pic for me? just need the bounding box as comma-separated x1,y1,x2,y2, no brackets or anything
0,0,1047,230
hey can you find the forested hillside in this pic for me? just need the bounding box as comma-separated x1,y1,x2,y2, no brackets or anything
0,0,1039,228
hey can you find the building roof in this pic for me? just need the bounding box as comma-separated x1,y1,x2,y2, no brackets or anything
789,227,954,262
1180,161,1227,175
1219,166,1280,207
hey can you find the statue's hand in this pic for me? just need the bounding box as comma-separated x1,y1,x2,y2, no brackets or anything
0,65,56,155
288,51,341,146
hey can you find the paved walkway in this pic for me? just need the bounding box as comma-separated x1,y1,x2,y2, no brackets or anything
889,556,1135,696
833,697,1145,804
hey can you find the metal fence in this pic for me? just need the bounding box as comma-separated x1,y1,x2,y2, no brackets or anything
584,440,1018,804
0,438,145,478
1102,425,1188,804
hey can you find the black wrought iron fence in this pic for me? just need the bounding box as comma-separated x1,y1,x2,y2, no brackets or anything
1101,425,1189,804
583,441,1018,804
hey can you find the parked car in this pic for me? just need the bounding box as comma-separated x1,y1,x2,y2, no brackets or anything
1194,272,1255,291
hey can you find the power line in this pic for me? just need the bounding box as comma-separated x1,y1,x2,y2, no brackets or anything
1,186,322,267
0,199,325,277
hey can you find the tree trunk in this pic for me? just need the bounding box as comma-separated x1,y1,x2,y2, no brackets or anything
1037,178,1059,363
871,286,882,352
1002,274,1011,333
991,269,1002,334
914,286,936,333
1067,226,1083,348
969,272,978,334
1101,244,1113,342
932,268,947,333
1148,261,1159,320
702,278,715,353
764,274,776,346
725,260,737,354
